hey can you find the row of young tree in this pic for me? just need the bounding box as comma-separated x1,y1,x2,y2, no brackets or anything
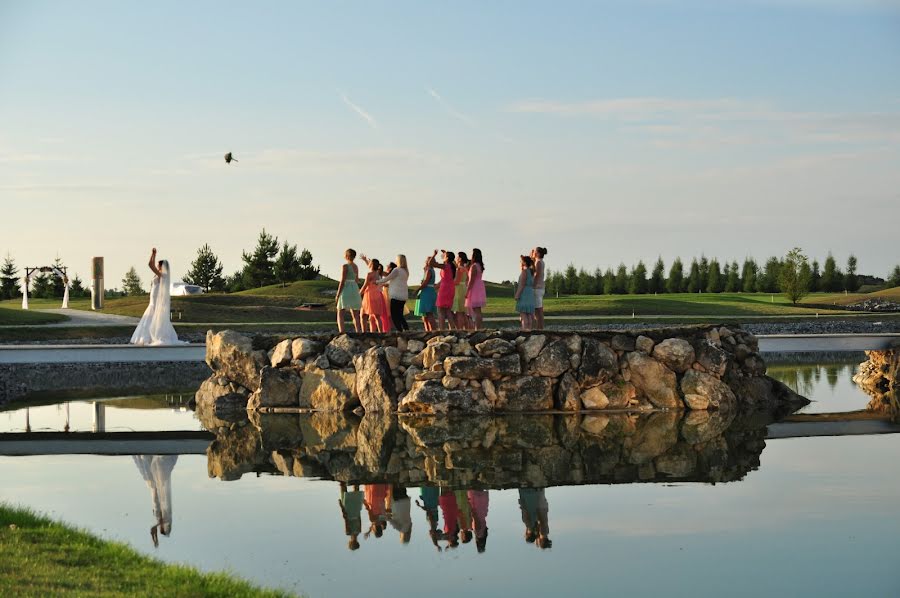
544,253,896,297
0,255,88,300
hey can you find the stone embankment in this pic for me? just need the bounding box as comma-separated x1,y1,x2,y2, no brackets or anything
196,325,806,418
853,348,899,414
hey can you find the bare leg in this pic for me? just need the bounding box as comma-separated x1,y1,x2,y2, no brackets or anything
535,308,544,330
337,309,346,333
351,310,361,332
472,307,483,330
370,315,382,333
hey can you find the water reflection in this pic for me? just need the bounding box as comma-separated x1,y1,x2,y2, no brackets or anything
133,455,178,547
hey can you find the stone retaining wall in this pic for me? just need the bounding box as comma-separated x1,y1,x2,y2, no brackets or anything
198,325,807,416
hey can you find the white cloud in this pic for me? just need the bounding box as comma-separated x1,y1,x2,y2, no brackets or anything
339,92,378,129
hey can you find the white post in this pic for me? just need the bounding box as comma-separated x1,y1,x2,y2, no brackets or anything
21,275,29,310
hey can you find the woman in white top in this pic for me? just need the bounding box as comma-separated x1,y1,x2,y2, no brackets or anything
532,247,548,330
378,254,410,331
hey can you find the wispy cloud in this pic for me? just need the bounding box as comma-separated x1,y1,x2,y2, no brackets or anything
340,92,378,129
426,87,474,126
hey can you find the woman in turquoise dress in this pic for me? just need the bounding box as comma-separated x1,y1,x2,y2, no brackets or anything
414,254,438,331
514,254,536,331
336,249,362,333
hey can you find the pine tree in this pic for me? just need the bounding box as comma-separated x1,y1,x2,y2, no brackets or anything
698,256,710,292
0,254,20,300
297,248,319,281
799,260,813,292
741,258,758,293
758,257,781,293
31,272,53,299
69,274,86,298
241,229,279,288
183,243,226,292
50,257,66,298
576,268,593,295
843,254,859,292
592,268,604,295
122,267,145,296
821,253,842,292
706,259,723,293
629,261,648,294
725,261,740,292
649,257,665,294
602,268,615,295
274,241,303,287
780,247,812,304
887,265,900,288
563,264,578,295
666,258,684,293
686,259,701,293
809,260,821,292
613,263,629,295
226,270,246,293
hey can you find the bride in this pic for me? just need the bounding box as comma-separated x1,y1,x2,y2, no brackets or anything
130,248,185,346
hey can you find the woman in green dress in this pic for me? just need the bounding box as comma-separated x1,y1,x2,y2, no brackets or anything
515,255,536,331
336,248,362,333
414,253,438,331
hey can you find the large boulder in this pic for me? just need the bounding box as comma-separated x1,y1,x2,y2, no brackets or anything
579,338,618,386
422,342,452,369
475,338,515,357
354,347,398,412
269,339,293,367
247,366,302,410
580,381,637,409
399,381,484,414
299,367,359,411
206,330,267,390
681,370,737,410
557,372,581,411
625,352,680,409
580,386,610,410
444,354,522,380
291,337,323,360
696,341,729,377
194,376,249,427
532,340,570,377
325,334,363,367
497,376,554,411
518,335,547,362
651,338,695,373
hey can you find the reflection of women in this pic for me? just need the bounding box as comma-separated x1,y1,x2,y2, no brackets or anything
468,489,490,553
518,488,551,549
387,486,412,544
130,248,185,345
416,487,442,552
338,482,363,551
133,455,178,547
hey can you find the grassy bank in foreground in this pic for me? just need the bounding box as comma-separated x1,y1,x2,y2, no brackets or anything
0,504,294,597
0,308,67,326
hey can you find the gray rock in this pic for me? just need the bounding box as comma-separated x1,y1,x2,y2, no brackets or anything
384,346,402,370
696,341,729,377
292,337,323,360
269,339,293,367
532,339,570,377
475,338,515,357
404,366,423,391
400,381,481,414
625,352,680,409
354,347,398,412
557,372,581,411
497,376,554,411
326,334,363,367
299,367,359,411
406,339,425,353
422,342,451,369
579,338,618,386
206,330,267,391
247,366,302,410
314,354,330,369
580,385,610,409
681,370,737,410
444,354,522,380
651,338,695,373
742,353,767,376
611,334,636,352
635,335,654,354
518,335,547,362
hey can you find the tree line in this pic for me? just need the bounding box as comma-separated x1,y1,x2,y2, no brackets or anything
544,253,897,297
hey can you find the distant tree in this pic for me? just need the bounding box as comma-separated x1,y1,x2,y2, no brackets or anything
0,254,20,300
226,270,246,293
666,258,684,293
50,257,66,298
591,268,604,294
562,264,577,295
809,260,821,292
843,254,859,292
629,261,648,294
725,261,741,292
273,241,303,288
183,243,226,292
602,268,615,295
241,229,279,288
740,258,758,293
69,274,86,298
613,263,629,295
888,265,900,288
576,268,593,295
758,257,782,293
706,259,723,293
686,259,701,293
122,267,145,296
821,253,842,292
698,256,710,292
31,272,53,299
780,247,812,304
296,248,319,281
649,257,665,294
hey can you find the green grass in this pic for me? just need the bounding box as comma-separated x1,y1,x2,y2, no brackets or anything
0,504,295,597
0,305,68,325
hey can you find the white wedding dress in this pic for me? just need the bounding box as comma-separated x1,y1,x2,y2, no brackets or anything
130,260,185,346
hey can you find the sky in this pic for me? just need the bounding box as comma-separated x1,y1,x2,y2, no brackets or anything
1,0,899,286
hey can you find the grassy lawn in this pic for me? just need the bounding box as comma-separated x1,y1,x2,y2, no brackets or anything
0,305,68,325
0,504,294,597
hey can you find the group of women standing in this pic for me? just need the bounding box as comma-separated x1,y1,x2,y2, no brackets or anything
335,248,487,333
513,246,547,331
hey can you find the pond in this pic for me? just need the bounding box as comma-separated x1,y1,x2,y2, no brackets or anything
1,354,898,597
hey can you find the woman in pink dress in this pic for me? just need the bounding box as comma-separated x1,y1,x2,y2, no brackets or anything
466,248,487,329
359,256,387,333
434,249,457,331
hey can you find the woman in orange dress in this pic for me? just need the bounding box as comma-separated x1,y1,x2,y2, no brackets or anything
359,256,387,332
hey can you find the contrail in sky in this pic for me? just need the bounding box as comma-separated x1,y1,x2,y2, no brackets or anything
340,92,378,129
427,87,474,126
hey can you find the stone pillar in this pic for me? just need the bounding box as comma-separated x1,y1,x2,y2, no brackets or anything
91,257,104,311
92,402,106,433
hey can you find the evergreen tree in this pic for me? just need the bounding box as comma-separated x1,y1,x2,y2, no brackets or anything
563,264,578,295
274,241,303,287
0,254,20,300
686,258,701,293
183,243,226,292
887,265,900,288
613,263,629,294
629,261,648,294
296,248,319,280
592,268,604,295
574,268,591,295
843,254,859,292
241,229,279,288
122,267,145,296
31,272,53,299
698,256,710,292
69,274,86,298
809,260,821,292
780,247,812,304
758,257,781,293
821,253,842,292
226,270,246,293
50,257,66,298
649,257,665,294
666,258,684,293
740,258,758,293
725,261,740,292
706,259,723,293
602,268,615,295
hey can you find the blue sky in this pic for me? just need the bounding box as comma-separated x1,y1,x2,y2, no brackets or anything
1,0,898,285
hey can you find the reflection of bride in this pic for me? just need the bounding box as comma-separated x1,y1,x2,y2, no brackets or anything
130,247,185,346
133,454,178,547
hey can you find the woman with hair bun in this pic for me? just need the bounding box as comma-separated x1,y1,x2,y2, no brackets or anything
336,249,362,333
434,249,457,330
515,255,536,331
532,246,548,329
465,248,487,329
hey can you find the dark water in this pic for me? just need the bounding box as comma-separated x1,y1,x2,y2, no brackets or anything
1,359,899,597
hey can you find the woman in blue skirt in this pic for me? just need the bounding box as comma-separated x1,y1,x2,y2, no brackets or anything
515,254,536,331
414,252,438,331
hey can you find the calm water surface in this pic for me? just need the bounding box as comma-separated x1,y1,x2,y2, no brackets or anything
1,357,898,597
